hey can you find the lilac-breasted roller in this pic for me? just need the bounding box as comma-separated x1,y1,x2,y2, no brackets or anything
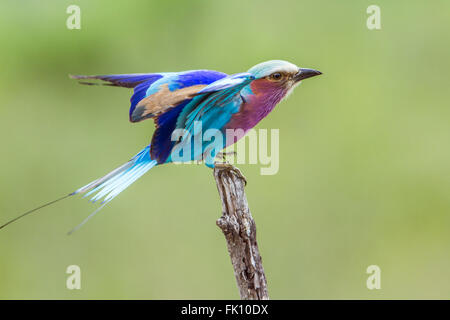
0,60,321,233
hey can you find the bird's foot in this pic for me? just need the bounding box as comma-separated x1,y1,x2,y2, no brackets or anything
216,151,237,162
214,162,247,186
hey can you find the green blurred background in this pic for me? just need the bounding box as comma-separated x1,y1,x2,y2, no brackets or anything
0,0,449,299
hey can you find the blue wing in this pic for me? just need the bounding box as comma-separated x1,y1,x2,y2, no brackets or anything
130,70,227,123
70,70,228,123
168,73,255,165
176,73,255,132
71,70,229,164
139,70,228,163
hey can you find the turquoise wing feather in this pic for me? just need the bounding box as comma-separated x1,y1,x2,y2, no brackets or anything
169,73,255,164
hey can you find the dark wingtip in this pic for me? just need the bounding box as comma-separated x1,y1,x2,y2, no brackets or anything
69,74,106,86
78,81,100,86
69,74,97,79
130,106,147,123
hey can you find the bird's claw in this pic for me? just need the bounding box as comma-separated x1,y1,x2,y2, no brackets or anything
214,162,247,186
216,151,237,162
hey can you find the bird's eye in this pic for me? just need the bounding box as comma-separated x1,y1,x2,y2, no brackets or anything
270,72,282,80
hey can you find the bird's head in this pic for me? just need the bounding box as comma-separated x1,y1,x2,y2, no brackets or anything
246,60,321,100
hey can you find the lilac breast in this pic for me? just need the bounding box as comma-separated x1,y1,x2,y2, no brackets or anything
224,86,287,146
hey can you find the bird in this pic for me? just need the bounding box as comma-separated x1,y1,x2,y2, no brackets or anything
0,60,321,234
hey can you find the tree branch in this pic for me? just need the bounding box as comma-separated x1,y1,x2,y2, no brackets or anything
213,165,269,300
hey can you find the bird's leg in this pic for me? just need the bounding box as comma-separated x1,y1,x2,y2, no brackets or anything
214,162,247,186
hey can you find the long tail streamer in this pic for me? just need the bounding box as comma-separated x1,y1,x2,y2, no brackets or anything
0,146,157,234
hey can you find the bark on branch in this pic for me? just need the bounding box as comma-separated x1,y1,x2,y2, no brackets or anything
213,165,269,300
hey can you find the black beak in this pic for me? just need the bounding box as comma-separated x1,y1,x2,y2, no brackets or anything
294,68,322,82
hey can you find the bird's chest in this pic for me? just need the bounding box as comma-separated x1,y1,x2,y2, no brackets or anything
224,90,284,143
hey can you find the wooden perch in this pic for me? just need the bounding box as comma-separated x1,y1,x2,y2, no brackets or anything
213,164,269,300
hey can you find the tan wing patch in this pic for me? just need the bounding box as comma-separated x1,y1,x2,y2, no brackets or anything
130,84,206,123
